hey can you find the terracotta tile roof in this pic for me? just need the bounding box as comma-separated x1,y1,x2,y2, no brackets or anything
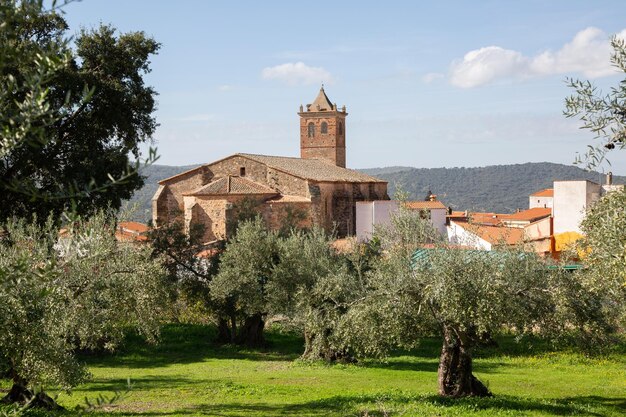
404,201,447,210
448,211,467,217
265,195,311,203
530,188,554,197
186,175,279,196
158,166,205,185
449,211,510,226
115,231,148,242
500,207,552,222
238,153,386,183
453,221,525,245
115,221,149,243
118,221,149,234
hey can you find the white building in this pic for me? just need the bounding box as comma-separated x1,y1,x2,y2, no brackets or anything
529,188,553,209
355,199,448,242
552,180,602,235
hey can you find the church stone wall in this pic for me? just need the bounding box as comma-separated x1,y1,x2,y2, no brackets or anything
261,201,313,232
267,168,309,197
313,181,389,237
154,168,210,225
206,156,268,185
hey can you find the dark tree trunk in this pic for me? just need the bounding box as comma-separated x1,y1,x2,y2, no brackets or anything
1,371,63,410
216,317,232,344
300,329,356,363
438,325,491,398
235,314,265,348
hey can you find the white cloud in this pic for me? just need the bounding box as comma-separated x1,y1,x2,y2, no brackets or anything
261,62,333,86
217,84,232,91
422,72,444,83
449,27,626,88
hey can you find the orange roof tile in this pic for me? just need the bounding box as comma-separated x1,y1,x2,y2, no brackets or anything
500,207,552,222
115,230,148,242
404,201,447,210
265,195,311,203
530,188,553,197
453,221,525,246
118,221,149,234
468,212,501,226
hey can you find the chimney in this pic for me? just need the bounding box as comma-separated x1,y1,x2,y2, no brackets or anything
606,172,613,185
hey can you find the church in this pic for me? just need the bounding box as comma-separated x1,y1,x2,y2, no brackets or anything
152,87,389,241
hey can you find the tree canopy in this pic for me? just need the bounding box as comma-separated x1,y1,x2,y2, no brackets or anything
0,212,167,407
0,0,159,220
333,208,617,398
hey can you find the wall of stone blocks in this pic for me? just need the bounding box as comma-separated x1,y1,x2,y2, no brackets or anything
266,168,309,196
261,201,313,232
206,156,268,187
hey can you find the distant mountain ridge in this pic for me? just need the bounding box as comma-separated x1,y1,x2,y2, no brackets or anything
123,162,624,222
361,162,624,213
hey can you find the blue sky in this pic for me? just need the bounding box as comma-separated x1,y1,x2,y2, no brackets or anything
63,0,626,174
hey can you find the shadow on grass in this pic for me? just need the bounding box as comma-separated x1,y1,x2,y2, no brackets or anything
77,375,209,392
84,393,625,417
358,357,507,374
81,324,304,369
79,324,625,371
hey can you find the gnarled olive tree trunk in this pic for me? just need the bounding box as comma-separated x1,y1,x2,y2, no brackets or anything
438,325,491,398
235,313,266,348
1,369,62,410
301,329,355,363
216,314,266,347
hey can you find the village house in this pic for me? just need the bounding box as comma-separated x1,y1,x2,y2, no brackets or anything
355,193,448,242
447,173,624,255
152,87,389,242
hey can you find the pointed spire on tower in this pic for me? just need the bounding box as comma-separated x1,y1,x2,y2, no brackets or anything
308,84,334,112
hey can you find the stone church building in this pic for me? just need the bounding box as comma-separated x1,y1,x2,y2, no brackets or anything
152,87,389,242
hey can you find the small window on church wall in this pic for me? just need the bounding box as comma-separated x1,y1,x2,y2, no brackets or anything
240,167,246,176
338,122,343,135
321,121,328,134
307,122,315,137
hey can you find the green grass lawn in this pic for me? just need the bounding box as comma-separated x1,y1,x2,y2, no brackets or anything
2,324,625,416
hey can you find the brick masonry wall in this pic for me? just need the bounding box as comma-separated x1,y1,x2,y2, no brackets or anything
300,112,346,167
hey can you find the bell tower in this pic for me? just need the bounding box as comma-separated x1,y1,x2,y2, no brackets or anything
298,86,347,167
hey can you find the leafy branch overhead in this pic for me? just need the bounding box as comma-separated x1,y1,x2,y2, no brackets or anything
565,36,626,169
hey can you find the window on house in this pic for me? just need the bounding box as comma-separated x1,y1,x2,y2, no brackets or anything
338,122,343,134
307,122,315,137
321,121,328,134
240,167,246,176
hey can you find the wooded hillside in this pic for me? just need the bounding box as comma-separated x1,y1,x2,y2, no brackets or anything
123,162,624,222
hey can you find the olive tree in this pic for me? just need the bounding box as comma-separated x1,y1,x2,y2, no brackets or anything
578,188,626,326
565,36,626,169
0,213,167,408
340,209,615,398
209,218,278,347
272,229,361,361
